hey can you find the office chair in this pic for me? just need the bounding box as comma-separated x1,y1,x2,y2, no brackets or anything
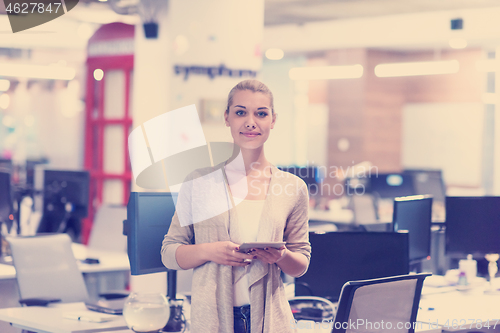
7,233,89,305
332,273,431,333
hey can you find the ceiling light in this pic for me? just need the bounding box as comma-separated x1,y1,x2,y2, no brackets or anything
374,60,459,77
0,80,10,91
289,64,363,80
0,63,76,80
265,48,284,60
93,69,104,81
449,38,467,49
173,35,190,56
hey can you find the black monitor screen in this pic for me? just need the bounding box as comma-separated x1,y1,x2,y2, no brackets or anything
393,196,432,262
446,196,500,255
43,170,90,217
295,232,409,301
368,173,415,198
0,159,12,174
38,170,90,235
0,172,13,224
126,192,178,275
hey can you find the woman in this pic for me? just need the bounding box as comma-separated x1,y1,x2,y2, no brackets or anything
161,79,311,333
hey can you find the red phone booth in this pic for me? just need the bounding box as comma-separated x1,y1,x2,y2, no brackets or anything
83,22,135,243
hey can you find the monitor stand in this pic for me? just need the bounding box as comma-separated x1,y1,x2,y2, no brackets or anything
409,260,423,274
162,270,186,332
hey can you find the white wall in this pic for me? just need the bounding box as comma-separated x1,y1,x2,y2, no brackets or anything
402,103,484,188
261,57,305,166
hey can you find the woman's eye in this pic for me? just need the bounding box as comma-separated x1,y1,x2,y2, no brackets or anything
235,110,245,116
257,112,268,117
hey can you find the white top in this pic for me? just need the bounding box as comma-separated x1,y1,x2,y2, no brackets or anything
233,199,265,306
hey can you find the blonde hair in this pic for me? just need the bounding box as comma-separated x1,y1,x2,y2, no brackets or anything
226,79,274,114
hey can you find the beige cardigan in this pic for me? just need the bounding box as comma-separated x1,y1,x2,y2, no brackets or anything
161,164,311,333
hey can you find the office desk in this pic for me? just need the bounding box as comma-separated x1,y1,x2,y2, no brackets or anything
0,263,15,280
308,208,391,232
308,209,353,224
71,243,130,274
0,304,441,333
0,302,128,333
417,278,500,332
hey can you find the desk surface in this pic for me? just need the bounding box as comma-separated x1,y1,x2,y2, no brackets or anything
308,209,353,224
72,244,130,274
0,304,441,333
417,278,500,331
0,263,15,279
0,302,128,333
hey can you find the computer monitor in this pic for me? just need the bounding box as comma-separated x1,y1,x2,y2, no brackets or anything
368,173,415,198
0,172,13,225
445,196,500,256
277,166,321,190
125,192,178,275
392,195,432,263
345,172,415,198
404,169,446,222
37,170,90,238
295,231,409,301
0,158,12,174
124,191,182,331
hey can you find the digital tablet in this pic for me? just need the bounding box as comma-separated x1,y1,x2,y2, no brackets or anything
238,242,285,253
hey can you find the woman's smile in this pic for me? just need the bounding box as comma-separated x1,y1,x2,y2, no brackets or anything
240,131,261,138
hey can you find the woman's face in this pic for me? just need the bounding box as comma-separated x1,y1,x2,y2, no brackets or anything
224,90,276,150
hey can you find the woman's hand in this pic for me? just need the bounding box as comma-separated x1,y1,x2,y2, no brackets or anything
251,246,287,265
206,241,255,267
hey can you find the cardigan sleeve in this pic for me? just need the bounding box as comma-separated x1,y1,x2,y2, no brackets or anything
161,175,195,271
283,180,311,276
161,212,194,270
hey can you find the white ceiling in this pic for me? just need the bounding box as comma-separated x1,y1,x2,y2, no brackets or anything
3,0,498,26
1,0,500,51
264,0,500,26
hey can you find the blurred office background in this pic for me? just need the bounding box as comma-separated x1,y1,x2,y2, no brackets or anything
0,0,499,241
